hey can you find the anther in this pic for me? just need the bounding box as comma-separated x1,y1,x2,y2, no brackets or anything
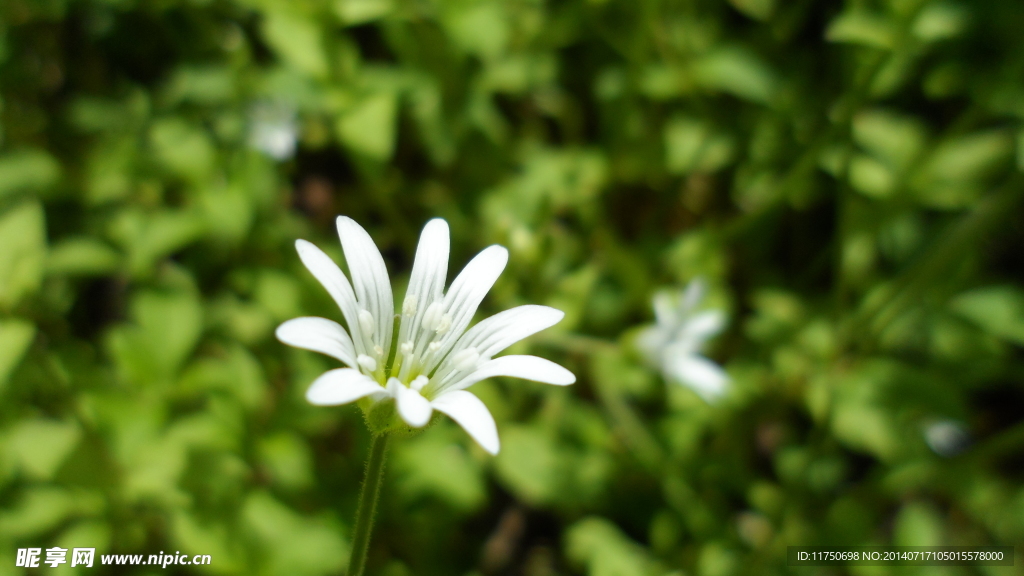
374,345,384,356
421,302,443,331
428,341,441,352
435,313,452,334
358,310,375,336
399,341,413,356
410,375,429,392
357,354,377,372
403,295,418,316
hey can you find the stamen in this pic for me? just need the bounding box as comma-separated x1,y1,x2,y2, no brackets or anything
410,375,429,392
358,310,375,336
357,354,377,372
399,341,413,356
421,302,443,331
402,295,417,316
428,341,441,352
435,313,452,334
452,348,480,371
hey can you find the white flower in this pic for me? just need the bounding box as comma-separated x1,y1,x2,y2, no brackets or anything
637,279,729,401
923,419,969,457
249,102,298,160
276,217,575,454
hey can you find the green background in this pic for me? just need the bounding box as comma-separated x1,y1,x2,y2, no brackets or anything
1,0,1023,574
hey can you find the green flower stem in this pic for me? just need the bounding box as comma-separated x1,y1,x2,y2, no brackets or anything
347,433,390,576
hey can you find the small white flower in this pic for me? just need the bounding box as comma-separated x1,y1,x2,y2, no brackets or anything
249,102,298,160
637,279,729,401
923,419,969,457
276,217,575,454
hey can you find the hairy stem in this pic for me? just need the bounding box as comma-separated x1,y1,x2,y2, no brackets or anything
347,433,390,576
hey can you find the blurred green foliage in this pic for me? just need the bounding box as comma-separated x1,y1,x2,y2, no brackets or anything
1,0,1023,574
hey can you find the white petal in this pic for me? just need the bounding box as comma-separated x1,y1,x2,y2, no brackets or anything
337,217,394,354
422,245,509,373
668,355,728,401
681,278,707,312
439,355,575,394
295,240,367,353
431,391,499,455
681,310,726,342
635,325,667,366
652,291,678,327
306,369,385,405
276,317,357,367
455,305,564,359
431,305,564,387
663,336,700,359
399,219,450,346
395,384,432,427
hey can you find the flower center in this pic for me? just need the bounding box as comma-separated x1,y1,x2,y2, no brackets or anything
354,296,483,395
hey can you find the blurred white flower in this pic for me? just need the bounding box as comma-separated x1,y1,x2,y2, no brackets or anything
277,217,575,454
249,103,297,160
924,419,970,457
637,279,728,401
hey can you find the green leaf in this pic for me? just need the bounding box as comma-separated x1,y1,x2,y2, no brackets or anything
108,289,203,381
0,202,47,309
171,512,242,573
728,0,775,21
443,3,508,59
0,318,35,388
392,431,486,511
640,64,689,100
47,237,120,276
336,92,398,160
590,348,655,398
893,502,943,546
909,131,1013,207
0,488,101,540
826,10,896,49
335,0,393,25
149,118,216,180
179,344,268,409
694,48,778,103
199,185,253,245
122,434,189,504
5,419,81,480
257,432,314,491
950,286,1024,345
852,110,927,170
255,270,301,321
0,149,60,198
917,130,1013,184
664,117,735,175
135,290,204,375
109,209,206,276
565,517,668,576
84,139,134,205
243,491,348,576
830,364,901,462
848,155,896,198
912,2,969,42
0,488,76,539
68,93,149,133
54,521,111,575
262,9,329,78
545,264,599,332
494,425,561,505
165,65,236,105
